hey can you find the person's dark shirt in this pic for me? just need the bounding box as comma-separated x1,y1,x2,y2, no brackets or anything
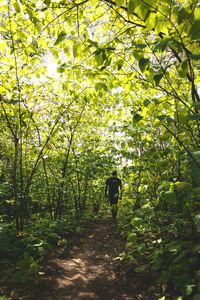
106,176,122,195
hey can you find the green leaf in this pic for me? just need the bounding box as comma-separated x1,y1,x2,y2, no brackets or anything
54,31,67,46
127,232,137,244
194,7,200,20
26,6,33,18
189,113,200,121
73,43,80,57
95,51,105,66
193,103,200,109
133,113,143,122
87,39,98,48
166,116,174,124
145,0,158,5
0,41,7,53
155,18,170,35
143,99,151,106
190,20,200,40
154,74,163,85
44,0,51,5
175,109,188,124
95,82,107,91
185,285,195,296
135,43,146,49
139,58,149,72
13,1,21,13
135,2,149,19
133,51,144,61
193,294,200,300
104,56,112,67
177,60,188,78
157,115,166,121
115,0,124,6
117,59,124,70
57,63,68,73
153,38,171,52
178,7,188,25
190,54,200,60
128,0,136,13
145,11,157,29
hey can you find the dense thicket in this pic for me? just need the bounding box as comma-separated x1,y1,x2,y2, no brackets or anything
0,0,200,298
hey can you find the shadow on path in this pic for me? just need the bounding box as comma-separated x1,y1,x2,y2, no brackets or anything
15,220,159,300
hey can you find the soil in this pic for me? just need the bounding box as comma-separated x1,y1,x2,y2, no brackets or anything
10,219,161,300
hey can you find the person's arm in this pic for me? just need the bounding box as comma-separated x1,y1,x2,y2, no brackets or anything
119,180,123,199
105,179,108,198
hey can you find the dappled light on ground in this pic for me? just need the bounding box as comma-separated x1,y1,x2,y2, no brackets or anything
15,221,159,300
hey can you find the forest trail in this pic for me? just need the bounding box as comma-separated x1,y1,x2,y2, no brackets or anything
16,220,158,300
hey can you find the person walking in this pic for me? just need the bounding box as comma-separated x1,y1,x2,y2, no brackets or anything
105,170,122,223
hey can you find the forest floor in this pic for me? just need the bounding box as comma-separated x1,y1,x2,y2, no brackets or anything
11,219,162,300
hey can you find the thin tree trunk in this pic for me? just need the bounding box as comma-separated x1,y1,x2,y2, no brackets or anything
42,158,53,220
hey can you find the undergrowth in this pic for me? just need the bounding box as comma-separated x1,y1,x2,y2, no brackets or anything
0,212,96,292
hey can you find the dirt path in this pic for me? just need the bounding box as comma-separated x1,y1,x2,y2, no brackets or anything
15,220,159,300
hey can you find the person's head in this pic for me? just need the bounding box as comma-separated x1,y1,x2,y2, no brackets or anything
112,170,117,177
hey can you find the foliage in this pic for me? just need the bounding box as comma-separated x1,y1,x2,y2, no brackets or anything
0,0,200,298
118,171,200,298
0,213,96,286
